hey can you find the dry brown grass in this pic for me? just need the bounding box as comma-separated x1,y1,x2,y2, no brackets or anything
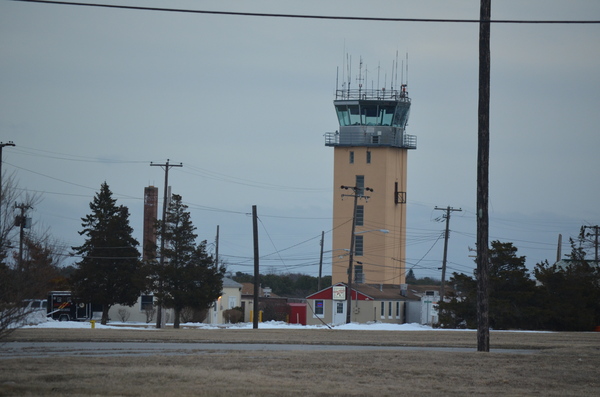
1,328,599,396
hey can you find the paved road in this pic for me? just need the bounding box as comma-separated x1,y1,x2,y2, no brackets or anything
1,342,533,358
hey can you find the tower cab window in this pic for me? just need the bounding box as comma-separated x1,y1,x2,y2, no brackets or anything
335,103,397,126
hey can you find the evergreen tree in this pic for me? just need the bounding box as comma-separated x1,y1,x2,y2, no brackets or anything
439,241,539,329
154,194,224,328
534,238,600,331
405,269,417,284
71,182,144,325
487,241,538,329
437,272,478,328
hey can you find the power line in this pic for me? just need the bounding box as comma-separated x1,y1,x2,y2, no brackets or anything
10,1,600,24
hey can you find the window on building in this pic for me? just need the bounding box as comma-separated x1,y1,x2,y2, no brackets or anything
354,235,364,256
389,302,392,317
228,296,237,309
366,151,371,164
337,302,344,314
354,264,364,284
349,151,354,164
355,205,364,226
356,175,364,195
141,295,154,311
381,302,385,318
396,301,401,318
315,300,324,316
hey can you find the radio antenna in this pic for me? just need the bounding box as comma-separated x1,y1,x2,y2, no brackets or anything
347,54,352,95
401,59,404,86
395,50,399,93
406,53,409,86
377,62,381,91
364,61,368,92
390,60,394,91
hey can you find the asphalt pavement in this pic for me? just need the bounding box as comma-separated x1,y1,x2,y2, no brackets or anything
1,341,533,358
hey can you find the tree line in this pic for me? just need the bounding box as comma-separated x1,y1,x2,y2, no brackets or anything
438,239,600,332
232,272,332,298
2,175,598,335
70,182,225,327
1,180,224,336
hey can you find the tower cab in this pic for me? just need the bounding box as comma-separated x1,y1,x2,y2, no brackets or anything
325,85,416,149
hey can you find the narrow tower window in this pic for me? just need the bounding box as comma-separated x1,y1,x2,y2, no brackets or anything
354,235,364,256
355,205,364,226
349,151,354,164
356,175,364,195
354,265,364,284
366,151,371,164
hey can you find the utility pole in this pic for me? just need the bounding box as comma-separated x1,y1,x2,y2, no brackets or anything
150,159,182,329
317,231,324,291
15,203,32,270
477,0,491,352
0,141,16,234
341,185,372,324
215,225,220,267
252,205,259,329
434,206,462,301
582,225,599,264
556,234,562,263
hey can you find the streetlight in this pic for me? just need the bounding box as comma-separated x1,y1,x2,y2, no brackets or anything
0,141,15,233
355,229,389,235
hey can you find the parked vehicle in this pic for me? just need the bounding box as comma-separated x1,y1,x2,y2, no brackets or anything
47,291,100,321
21,299,48,312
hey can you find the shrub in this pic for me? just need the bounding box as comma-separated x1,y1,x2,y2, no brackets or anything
223,308,243,324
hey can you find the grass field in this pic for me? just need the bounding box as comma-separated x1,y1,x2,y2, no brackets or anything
1,328,599,396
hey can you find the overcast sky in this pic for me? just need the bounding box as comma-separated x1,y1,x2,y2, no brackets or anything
1,0,599,280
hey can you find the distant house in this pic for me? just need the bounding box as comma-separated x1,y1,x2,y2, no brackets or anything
305,283,442,326
108,294,169,324
108,277,242,325
404,286,442,325
206,278,243,325
240,282,293,323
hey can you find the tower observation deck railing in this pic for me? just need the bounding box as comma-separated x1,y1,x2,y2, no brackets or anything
335,88,410,102
324,129,417,149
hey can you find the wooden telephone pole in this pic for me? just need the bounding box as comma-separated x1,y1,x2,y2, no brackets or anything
477,0,491,352
252,205,259,329
150,159,182,329
434,206,462,301
341,185,372,324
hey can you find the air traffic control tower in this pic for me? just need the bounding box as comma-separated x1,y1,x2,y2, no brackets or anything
325,62,416,287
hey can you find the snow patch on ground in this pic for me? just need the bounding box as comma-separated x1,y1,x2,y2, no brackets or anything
20,314,549,332
20,315,453,332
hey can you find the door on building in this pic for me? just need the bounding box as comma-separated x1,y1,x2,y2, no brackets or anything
211,300,219,324
333,300,346,325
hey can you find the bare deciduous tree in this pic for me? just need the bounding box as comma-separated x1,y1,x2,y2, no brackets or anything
0,173,62,339
117,308,130,322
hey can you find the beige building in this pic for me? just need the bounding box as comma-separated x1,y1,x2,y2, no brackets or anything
325,82,416,288
108,277,242,325
305,283,416,326
305,283,441,326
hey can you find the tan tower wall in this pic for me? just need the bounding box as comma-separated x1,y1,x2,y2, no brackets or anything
331,146,407,286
